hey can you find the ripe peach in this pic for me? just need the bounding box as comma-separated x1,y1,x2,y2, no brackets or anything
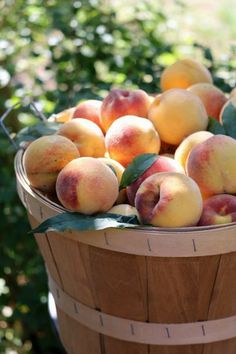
98,157,127,204
188,83,227,121
57,118,105,158
49,107,75,123
135,172,203,228
105,115,161,167
56,157,119,214
101,89,151,131
198,194,236,226
174,131,214,170
148,88,208,145
72,99,104,131
127,156,184,206
23,135,80,193
160,58,213,91
108,204,139,220
186,135,236,198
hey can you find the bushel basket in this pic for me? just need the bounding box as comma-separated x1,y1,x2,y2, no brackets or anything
15,148,236,354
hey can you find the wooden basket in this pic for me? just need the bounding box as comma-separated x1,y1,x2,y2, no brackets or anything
15,149,236,354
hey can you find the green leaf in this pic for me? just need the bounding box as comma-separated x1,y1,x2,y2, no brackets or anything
29,212,140,234
119,153,159,190
207,116,225,135
15,121,61,145
221,101,236,139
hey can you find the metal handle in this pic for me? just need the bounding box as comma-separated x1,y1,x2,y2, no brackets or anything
0,98,48,150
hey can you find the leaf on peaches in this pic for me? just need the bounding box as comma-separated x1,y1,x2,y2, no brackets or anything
119,153,159,190
207,116,225,135
29,212,140,234
220,101,236,139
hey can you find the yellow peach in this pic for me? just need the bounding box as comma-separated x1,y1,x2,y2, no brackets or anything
72,99,104,132
23,135,80,193
148,89,208,145
160,58,213,91
57,118,105,158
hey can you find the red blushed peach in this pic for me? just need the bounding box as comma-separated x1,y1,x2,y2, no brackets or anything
230,87,236,99
105,115,161,167
174,131,214,171
198,194,236,226
188,83,227,121
57,118,105,158
23,135,80,193
186,135,236,199
160,58,213,91
101,89,151,131
98,157,127,204
72,99,104,132
135,172,203,228
127,156,184,206
148,89,209,145
56,157,119,214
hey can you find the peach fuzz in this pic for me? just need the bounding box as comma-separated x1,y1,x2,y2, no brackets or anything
56,157,119,214
23,135,80,193
135,172,203,228
57,118,105,158
72,99,104,132
188,83,227,121
98,157,127,204
148,88,208,145
127,155,184,206
105,115,161,167
108,204,139,220
174,131,214,170
186,135,236,199
160,58,213,91
101,89,151,131
198,194,236,226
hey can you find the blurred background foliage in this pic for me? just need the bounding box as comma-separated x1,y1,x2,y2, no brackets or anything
0,0,235,353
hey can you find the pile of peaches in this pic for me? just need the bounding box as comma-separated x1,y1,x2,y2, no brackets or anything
23,58,236,228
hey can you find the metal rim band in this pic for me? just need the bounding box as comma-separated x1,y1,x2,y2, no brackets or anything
48,273,236,346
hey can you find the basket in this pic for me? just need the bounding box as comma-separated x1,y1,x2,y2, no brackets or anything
15,148,236,354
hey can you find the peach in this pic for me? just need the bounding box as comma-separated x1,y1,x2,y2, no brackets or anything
72,99,104,131
188,83,227,121
98,157,127,204
57,118,105,157
148,88,209,145
127,156,184,206
135,172,203,228
56,157,119,214
23,135,80,193
101,89,151,131
230,87,236,99
108,204,139,220
105,115,161,167
198,194,236,226
186,135,236,198
49,107,76,123
160,58,213,91
174,131,214,170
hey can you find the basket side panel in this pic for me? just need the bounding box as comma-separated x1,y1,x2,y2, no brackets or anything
57,308,102,354
86,246,149,354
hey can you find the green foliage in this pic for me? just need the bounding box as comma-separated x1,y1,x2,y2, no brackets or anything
0,1,235,353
